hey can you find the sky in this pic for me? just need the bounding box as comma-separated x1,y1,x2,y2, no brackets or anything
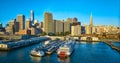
0,0,120,27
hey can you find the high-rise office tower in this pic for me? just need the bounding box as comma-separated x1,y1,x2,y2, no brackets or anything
89,12,93,34
71,22,81,36
17,14,25,31
26,19,32,29
85,25,90,34
64,21,70,33
90,13,93,27
39,22,43,28
0,23,5,34
14,19,19,32
0,23,2,28
43,12,54,34
54,20,64,34
30,10,34,24
63,18,74,33
5,19,18,34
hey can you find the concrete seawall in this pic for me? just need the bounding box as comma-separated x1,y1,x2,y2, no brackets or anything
104,42,120,52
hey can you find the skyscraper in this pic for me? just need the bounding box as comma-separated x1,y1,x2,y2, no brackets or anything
85,25,90,34
54,20,64,34
5,19,18,34
90,12,93,26
64,21,70,33
26,19,32,29
14,21,19,32
71,22,81,36
43,12,54,34
89,12,93,34
63,18,74,33
30,10,34,24
0,23,2,28
17,14,25,31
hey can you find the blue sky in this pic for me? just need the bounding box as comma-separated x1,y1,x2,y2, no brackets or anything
0,0,120,27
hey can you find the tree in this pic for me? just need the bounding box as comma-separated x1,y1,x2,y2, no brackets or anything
60,32,64,36
55,32,59,36
65,31,70,35
0,37,3,40
48,32,55,36
39,32,47,36
102,32,106,38
86,36,92,41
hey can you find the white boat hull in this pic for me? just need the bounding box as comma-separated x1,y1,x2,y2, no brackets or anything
30,50,45,57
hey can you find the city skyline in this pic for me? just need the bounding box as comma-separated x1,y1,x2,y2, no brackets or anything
0,0,120,27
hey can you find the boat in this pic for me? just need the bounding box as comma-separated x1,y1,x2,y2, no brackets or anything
30,40,56,56
46,46,56,54
57,40,75,58
30,45,45,57
30,49,45,57
45,41,64,55
30,40,64,56
44,40,50,45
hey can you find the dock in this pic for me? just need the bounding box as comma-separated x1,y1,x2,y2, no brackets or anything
0,37,49,51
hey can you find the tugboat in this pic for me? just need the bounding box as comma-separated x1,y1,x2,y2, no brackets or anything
57,40,75,58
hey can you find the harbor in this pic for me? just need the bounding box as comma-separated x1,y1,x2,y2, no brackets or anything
30,40,65,56
0,41,120,63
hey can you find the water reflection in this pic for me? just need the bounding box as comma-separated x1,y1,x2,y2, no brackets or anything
91,42,99,44
0,42,120,63
0,51,8,57
80,42,99,49
30,55,42,62
58,57,70,63
80,42,87,44
80,42,99,45
46,55,51,63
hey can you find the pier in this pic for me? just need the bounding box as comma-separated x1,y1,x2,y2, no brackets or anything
104,42,120,52
0,37,49,50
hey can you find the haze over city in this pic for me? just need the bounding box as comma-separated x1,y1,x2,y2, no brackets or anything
0,0,120,27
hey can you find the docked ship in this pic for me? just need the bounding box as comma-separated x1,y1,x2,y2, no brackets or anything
57,40,75,58
30,40,65,56
45,41,64,54
30,40,51,57
30,48,45,57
